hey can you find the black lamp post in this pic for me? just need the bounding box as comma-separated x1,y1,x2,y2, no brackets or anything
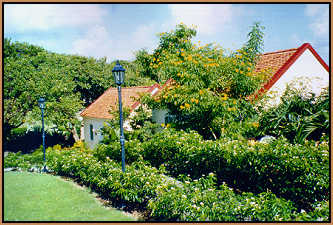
38,97,47,172
112,61,126,172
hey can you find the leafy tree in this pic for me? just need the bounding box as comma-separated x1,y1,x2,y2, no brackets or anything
4,47,83,141
4,38,153,144
112,59,155,88
138,23,267,139
134,49,159,83
243,22,265,64
135,24,197,84
4,38,45,59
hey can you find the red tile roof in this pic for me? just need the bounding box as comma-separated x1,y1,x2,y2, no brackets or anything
255,43,329,97
254,48,298,75
80,84,160,119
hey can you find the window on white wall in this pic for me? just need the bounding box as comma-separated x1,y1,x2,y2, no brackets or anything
90,124,94,141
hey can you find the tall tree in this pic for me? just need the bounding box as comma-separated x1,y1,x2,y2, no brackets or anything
139,23,267,139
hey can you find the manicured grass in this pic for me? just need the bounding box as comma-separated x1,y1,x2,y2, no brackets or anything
4,171,136,221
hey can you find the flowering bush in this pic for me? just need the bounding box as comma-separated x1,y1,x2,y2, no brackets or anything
127,128,329,210
4,145,45,169
137,23,267,140
94,139,144,163
295,200,330,221
99,118,329,211
148,173,298,221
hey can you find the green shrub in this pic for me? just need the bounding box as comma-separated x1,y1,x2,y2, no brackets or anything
135,129,329,209
45,143,173,205
141,128,203,168
294,200,330,221
257,87,329,144
4,146,45,169
148,173,298,221
94,139,144,163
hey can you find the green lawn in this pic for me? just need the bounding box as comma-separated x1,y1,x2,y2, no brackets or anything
4,171,136,221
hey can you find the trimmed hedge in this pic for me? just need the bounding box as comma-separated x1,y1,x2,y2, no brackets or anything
4,146,46,169
96,128,329,210
151,130,329,209
148,174,298,221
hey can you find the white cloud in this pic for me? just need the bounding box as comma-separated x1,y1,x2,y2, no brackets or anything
131,24,157,48
4,4,107,32
302,4,329,63
305,4,329,37
305,4,323,17
72,25,113,59
168,4,234,35
71,23,159,62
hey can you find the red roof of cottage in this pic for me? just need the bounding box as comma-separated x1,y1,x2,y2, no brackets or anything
80,84,160,119
254,43,329,98
254,48,298,75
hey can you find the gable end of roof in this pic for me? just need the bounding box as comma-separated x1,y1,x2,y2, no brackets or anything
306,44,329,72
256,43,329,97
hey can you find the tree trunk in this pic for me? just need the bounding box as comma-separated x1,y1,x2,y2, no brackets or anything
80,125,84,140
72,127,80,142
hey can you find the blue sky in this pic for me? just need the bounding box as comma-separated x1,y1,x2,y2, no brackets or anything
4,3,329,64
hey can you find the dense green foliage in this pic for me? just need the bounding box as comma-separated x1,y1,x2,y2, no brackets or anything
4,38,153,144
257,86,329,144
96,126,329,210
149,176,297,221
3,128,74,153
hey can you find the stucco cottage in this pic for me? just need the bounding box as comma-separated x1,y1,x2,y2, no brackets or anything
80,84,160,149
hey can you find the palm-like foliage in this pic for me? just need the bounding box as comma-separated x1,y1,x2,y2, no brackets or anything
258,87,329,144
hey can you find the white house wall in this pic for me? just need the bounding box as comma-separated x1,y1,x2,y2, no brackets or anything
266,49,329,106
83,117,108,149
83,108,166,149
152,109,168,124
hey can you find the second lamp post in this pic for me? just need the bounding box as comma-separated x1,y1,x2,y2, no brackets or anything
38,97,47,172
112,61,126,172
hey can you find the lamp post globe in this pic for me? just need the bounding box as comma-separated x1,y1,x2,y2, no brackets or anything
38,97,47,172
38,97,45,109
112,60,125,86
112,60,126,172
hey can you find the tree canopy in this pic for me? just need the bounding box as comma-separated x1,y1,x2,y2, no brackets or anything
4,38,153,141
138,23,267,139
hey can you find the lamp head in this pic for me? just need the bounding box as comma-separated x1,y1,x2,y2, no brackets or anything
38,97,45,109
112,60,125,86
